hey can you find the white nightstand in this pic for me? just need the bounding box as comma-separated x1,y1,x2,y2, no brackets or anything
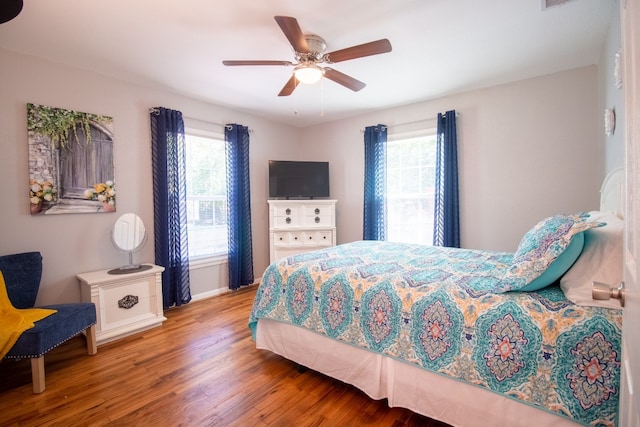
77,264,166,345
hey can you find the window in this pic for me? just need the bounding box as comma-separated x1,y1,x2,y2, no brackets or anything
386,133,437,245
184,132,228,258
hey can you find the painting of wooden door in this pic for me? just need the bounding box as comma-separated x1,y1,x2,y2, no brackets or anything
27,103,115,215
60,122,113,199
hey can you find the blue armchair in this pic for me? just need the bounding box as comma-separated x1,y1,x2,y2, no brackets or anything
0,252,97,393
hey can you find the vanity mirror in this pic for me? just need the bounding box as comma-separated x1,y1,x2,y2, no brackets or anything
108,213,152,274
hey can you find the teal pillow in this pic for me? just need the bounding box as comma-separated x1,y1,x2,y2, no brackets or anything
493,213,604,293
519,232,584,291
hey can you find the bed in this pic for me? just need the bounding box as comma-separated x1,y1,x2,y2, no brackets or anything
249,169,625,427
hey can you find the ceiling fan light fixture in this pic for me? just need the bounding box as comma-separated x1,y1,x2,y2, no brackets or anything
294,64,324,85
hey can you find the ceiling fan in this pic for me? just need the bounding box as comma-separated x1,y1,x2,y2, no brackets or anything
222,16,392,96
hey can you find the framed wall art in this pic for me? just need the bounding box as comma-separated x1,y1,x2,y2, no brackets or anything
27,103,116,215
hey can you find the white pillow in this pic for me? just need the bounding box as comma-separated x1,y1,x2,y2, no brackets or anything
560,210,623,309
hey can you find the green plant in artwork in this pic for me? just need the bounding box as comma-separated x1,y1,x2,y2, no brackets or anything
27,103,111,149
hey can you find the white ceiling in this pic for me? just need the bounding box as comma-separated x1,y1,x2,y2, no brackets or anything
0,0,615,127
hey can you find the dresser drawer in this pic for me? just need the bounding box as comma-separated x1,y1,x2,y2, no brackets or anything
271,204,301,227
273,231,289,246
302,230,334,246
100,278,155,330
273,231,305,246
272,204,334,228
301,204,331,216
301,212,333,227
272,214,301,227
271,204,300,217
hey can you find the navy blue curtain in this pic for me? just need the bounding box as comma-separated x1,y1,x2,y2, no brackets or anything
225,124,254,290
433,110,460,248
363,124,387,241
150,107,192,308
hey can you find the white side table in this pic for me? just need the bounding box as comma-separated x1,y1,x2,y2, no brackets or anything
77,264,166,345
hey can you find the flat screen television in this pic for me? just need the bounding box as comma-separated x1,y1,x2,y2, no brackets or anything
268,160,330,199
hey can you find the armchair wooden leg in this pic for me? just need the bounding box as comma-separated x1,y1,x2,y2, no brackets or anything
86,325,97,355
30,356,45,394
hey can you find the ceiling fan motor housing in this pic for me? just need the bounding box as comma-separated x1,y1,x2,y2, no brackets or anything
303,34,327,60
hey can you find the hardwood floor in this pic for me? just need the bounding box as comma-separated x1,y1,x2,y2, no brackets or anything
0,286,451,426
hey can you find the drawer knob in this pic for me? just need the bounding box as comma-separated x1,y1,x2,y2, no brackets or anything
314,208,320,214
294,236,298,240
118,294,139,309
285,208,291,215
309,236,312,240
315,216,320,223
286,217,291,224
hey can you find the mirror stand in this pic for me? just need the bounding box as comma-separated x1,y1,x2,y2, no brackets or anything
107,252,153,275
123,250,141,270
108,213,151,275
108,263,153,275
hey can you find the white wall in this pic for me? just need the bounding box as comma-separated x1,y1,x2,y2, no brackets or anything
0,50,616,305
599,0,625,175
302,67,601,252
0,49,301,305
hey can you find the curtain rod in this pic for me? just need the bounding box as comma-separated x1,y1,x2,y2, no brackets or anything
148,108,253,132
184,115,234,131
360,112,460,133
387,112,460,130
384,118,435,131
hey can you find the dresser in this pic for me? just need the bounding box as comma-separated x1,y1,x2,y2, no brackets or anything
268,199,337,263
77,264,166,345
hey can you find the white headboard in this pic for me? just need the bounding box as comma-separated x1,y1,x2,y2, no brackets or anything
600,167,625,218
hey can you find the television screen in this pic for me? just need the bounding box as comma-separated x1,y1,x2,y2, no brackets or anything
269,160,330,199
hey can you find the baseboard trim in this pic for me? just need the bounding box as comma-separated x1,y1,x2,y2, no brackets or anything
191,287,231,302
190,277,261,302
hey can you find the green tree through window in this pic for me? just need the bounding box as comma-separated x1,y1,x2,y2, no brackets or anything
386,134,437,245
185,133,228,257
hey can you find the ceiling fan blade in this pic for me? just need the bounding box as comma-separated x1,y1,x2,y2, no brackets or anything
278,75,300,96
325,39,392,63
323,68,366,92
223,60,293,66
274,16,309,53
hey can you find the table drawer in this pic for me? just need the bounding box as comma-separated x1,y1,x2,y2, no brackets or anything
100,278,155,329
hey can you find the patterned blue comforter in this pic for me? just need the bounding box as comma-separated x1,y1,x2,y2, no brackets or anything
249,241,622,426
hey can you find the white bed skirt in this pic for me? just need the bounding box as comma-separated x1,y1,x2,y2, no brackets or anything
256,319,582,427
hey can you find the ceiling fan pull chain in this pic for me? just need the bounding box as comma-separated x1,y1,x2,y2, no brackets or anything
294,79,299,116
320,78,325,117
